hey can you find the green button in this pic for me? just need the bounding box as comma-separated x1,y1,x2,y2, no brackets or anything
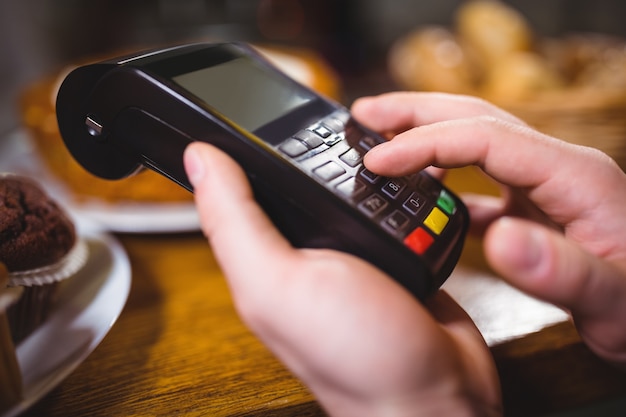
437,190,456,215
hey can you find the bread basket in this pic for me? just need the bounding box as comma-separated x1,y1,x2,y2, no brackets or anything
387,1,626,171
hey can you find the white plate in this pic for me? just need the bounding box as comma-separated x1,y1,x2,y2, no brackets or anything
0,129,200,233
1,220,132,417
67,199,200,234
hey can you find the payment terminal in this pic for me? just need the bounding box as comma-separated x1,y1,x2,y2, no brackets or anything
56,42,469,300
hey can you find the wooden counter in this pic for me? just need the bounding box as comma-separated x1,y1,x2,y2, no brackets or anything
19,168,626,417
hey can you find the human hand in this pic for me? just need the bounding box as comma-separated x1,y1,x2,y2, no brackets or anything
353,91,626,368
184,142,501,416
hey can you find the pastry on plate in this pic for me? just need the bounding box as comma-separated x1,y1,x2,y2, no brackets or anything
0,174,88,344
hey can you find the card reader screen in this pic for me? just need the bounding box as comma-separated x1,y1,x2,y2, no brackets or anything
173,57,314,132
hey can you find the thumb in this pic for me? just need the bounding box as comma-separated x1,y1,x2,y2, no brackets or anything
484,217,626,364
183,142,293,293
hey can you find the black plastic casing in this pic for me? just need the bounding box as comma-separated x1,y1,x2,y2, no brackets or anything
56,42,468,300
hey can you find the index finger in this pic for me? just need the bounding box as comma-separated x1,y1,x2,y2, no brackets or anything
351,92,525,134
365,114,559,188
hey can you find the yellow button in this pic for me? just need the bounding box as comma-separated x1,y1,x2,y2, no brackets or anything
423,207,449,235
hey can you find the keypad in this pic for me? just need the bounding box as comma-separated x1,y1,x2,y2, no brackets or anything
359,193,388,216
359,135,378,151
311,124,332,138
383,210,410,232
339,148,363,167
278,138,308,158
293,130,324,149
403,192,425,215
437,190,457,215
336,177,366,199
360,168,380,184
382,179,405,199
276,110,459,256
403,227,434,255
423,207,449,235
313,161,345,182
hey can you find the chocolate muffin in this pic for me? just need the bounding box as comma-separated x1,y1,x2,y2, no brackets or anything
0,175,87,343
0,175,76,271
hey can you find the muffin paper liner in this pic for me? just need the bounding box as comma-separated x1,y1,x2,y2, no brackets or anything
7,239,89,287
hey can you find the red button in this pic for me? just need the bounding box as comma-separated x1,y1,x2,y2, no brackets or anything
403,227,434,255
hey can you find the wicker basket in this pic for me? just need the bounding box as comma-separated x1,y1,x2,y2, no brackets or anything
493,89,626,171
387,19,626,172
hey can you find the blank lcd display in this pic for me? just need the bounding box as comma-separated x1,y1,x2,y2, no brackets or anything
173,57,313,132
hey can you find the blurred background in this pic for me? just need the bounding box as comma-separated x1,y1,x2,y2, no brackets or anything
2,0,626,136
2,3,626,415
